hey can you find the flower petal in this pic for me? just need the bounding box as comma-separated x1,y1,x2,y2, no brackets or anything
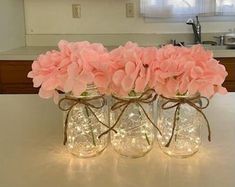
112,70,125,86
64,78,74,92
121,76,134,92
72,81,87,96
38,88,54,99
125,61,135,75
41,77,60,91
135,77,146,93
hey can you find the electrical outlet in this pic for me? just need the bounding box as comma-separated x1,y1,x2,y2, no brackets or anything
72,4,81,18
126,3,134,18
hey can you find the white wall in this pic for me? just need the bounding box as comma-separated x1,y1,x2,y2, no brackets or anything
0,0,25,51
24,0,235,34
24,0,235,46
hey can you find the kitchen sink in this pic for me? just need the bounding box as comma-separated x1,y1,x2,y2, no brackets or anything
202,45,227,50
185,44,233,50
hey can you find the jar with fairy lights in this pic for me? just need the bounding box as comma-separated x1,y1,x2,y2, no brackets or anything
59,84,110,158
99,89,159,158
156,94,210,158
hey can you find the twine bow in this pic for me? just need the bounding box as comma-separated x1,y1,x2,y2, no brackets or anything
58,95,116,145
98,89,161,139
161,95,211,147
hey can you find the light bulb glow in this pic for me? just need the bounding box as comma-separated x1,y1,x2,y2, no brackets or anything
111,101,155,158
64,89,108,158
156,96,203,158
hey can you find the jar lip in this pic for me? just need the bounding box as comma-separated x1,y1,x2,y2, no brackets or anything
115,95,140,99
86,83,97,90
66,94,99,99
171,93,200,99
112,89,157,99
112,92,142,99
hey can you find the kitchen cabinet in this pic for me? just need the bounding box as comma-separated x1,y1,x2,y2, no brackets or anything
0,58,235,94
0,60,38,94
216,57,235,92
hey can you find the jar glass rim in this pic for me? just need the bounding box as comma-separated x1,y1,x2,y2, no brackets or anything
66,84,101,99
162,92,200,99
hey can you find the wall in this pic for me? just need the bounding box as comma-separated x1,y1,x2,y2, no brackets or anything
24,0,235,46
0,0,25,51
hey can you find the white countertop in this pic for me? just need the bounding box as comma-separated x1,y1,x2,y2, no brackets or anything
211,48,235,58
0,46,57,61
0,93,235,187
0,46,234,60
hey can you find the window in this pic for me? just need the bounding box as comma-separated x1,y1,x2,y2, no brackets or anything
140,0,235,18
217,0,235,15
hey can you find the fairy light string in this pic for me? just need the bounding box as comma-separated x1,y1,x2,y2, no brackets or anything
58,95,117,145
98,89,162,139
161,95,211,147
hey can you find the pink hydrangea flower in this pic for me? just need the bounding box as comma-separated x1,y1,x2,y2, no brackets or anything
109,42,158,96
28,40,111,103
62,40,111,96
28,41,228,102
27,48,71,103
152,44,228,98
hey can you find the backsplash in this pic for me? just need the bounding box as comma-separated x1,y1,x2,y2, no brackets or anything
0,0,25,51
24,0,235,46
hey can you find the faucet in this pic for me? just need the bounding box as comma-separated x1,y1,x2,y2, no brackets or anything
186,16,201,44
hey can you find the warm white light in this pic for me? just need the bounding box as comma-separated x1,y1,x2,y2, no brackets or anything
157,96,202,158
111,101,155,158
64,88,108,158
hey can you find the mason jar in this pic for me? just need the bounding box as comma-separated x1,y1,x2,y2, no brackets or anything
61,84,109,158
110,92,155,158
156,95,207,158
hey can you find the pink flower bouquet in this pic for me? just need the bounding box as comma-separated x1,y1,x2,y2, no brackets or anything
108,42,158,96
151,44,228,98
28,41,228,101
28,40,111,103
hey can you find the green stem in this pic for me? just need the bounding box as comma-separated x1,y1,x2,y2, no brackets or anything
145,133,150,145
137,104,150,146
174,105,181,142
85,106,96,146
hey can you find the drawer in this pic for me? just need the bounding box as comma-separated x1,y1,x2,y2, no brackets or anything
216,58,235,81
0,83,38,94
223,81,235,92
0,61,33,83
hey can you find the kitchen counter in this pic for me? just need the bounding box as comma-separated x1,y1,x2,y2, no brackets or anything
212,49,235,58
0,45,234,60
0,93,235,187
0,46,57,61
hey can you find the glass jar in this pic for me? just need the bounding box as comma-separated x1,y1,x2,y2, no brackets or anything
156,95,206,158
61,84,109,158
110,93,155,158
